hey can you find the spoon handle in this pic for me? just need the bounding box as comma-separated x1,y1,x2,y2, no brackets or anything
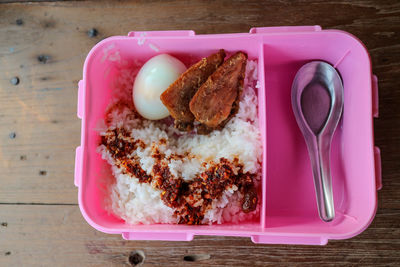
308,136,335,222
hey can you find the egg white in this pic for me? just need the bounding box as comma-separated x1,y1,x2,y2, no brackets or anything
133,54,187,120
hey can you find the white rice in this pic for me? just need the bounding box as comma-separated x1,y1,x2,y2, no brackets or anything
99,59,262,225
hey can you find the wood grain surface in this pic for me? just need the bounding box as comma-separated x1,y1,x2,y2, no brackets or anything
0,0,399,266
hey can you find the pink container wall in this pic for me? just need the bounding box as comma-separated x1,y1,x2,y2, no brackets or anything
76,27,380,244
263,31,377,237
78,34,266,235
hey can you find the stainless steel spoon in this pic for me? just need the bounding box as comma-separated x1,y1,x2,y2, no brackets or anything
291,61,344,222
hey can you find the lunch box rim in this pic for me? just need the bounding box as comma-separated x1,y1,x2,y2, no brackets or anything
75,26,381,245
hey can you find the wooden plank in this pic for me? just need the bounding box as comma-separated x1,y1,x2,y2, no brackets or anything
0,205,399,266
0,0,398,206
0,0,399,265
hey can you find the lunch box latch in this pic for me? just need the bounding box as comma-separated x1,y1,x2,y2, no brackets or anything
251,235,328,245
128,30,196,38
75,80,85,187
249,25,321,34
372,74,381,190
77,80,85,119
372,75,379,118
74,146,83,187
122,232,194,241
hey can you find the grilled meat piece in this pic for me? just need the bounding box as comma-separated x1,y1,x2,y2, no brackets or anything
189,51,247,128
160,50,226,131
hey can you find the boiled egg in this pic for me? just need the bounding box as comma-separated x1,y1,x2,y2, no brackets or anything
133,54,187,120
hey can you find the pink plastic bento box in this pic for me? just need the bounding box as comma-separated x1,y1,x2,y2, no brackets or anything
75,26,381,245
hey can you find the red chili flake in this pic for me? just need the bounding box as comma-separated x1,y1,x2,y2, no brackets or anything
101,127,258,224
241,185,258,213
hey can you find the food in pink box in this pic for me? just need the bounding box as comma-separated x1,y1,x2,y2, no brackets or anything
76,27,380,244
98,50,262,225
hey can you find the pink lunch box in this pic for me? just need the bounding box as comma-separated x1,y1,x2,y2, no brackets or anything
75,26,381,245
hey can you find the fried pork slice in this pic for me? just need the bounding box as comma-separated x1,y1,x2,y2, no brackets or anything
189,51,247,129
160,49,226,131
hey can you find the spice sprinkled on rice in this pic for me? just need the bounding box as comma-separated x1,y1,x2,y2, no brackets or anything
98,59,262,225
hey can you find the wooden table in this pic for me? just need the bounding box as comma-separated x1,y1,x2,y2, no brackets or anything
0,1,399,266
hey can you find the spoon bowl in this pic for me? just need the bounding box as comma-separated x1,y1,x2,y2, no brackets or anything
291,61,344,222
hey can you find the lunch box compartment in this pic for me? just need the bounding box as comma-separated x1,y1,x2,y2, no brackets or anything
75,26,381,244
